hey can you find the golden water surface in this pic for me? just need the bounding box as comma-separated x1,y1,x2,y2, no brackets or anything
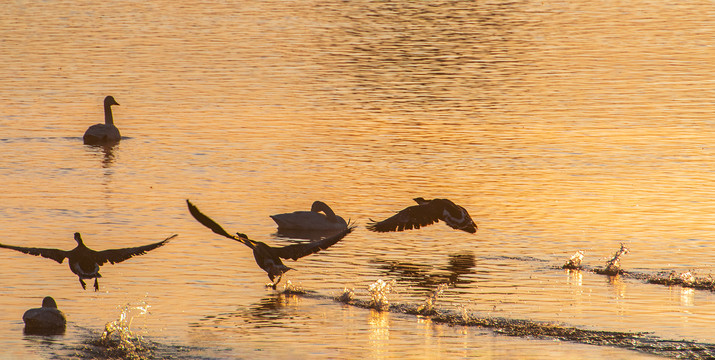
1,1,713,359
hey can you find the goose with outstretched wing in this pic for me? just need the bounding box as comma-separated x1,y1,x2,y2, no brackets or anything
0,232,175,291
367,198,477,234
187,199,355,287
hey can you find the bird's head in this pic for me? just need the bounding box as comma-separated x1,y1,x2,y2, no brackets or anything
73,232,84,245
104,96,120,107
42,296,58,308
462,222,478,234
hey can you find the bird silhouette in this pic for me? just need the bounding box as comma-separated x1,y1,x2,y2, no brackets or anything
0,232,175,291
23,296,66,335
270,201,347,231
187,200,355,287
83,95,121,145
367,198,477,234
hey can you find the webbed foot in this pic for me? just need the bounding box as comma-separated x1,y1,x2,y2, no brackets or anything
264,275,282,289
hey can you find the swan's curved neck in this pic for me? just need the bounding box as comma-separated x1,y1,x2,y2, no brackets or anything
104,103,115,125
311,201,336,220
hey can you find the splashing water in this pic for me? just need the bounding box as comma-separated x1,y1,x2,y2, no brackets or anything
562,250,585,270
92,300,152,360
604,243,629,274
336,287,355,303
417,283,449,315
283,280,304,294
680,271,695,285
285,286,715,359
367,279,395,311
646,270,715,291
594,243,629,275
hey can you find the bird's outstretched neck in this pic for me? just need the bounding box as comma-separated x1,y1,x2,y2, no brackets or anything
103,96,119,125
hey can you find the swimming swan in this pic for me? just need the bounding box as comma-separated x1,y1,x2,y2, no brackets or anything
187,200,355,287
270,201,348,231
367,197,478,234
0,232,176,291
83,96,121,145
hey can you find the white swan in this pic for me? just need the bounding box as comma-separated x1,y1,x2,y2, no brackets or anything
270,201,348,231
83,96,120,145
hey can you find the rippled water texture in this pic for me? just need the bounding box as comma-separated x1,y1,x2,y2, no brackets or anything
1,1,714,359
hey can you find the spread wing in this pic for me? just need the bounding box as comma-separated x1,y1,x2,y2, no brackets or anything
186,199,257,249
0,243,68,264
94,234,176,265
273,222,356,260
366,203,442,232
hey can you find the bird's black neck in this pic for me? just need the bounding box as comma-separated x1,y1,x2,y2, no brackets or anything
104,103,114,125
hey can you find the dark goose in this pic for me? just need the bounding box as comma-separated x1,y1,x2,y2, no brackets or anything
367,198,477,234
187,200,355,287
0,232,175,291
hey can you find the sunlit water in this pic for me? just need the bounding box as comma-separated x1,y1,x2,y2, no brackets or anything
1,0,713,359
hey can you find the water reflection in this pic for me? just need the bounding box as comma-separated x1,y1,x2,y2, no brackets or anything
83,143,117,168
565,269,583,288
368,309,389,359
196,292,302,329
680,288,694,307
373,252,476,289
241,293,299,327
606,275,627,299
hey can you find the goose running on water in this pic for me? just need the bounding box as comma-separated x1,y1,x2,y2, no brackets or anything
0,232,176,291
83,95,121,145
187,200,355,287
367,197,477,234
270,201,348,231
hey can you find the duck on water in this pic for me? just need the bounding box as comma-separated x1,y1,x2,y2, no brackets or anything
83,96,121,145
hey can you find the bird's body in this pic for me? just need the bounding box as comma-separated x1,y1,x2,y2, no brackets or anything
83,96,121,145
0,232,175,291
367,197,477,234
187,200,355,286
270,201,347,231
23,296,66,335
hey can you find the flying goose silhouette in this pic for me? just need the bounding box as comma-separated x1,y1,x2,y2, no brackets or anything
270,201,347,231
187,200,355,287
83,95,121,145
0,232,176,291
367,198,477,234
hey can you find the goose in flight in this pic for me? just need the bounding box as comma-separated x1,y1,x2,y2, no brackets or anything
187,200,355,287
270,201,347,231
83,95,121,145
0,232,176,291
367,197,477,234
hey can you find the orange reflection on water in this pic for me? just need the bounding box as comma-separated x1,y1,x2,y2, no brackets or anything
368,309,390,359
